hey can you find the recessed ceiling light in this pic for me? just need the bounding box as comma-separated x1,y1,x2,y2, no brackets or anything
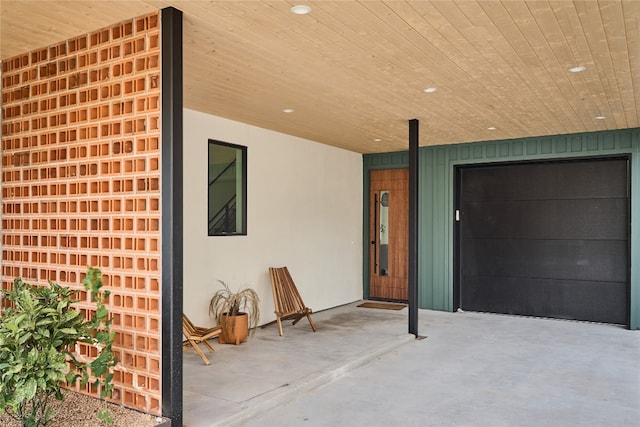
423,87,437,93
374,138,382,142
487,126,497,131
595,115,606,120
568,66,586,73
282,108,295,113
290,5,311,15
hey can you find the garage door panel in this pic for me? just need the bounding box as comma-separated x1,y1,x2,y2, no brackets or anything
462,198,628,240
461,238,628,283
462,160,628,202
460,276,628,324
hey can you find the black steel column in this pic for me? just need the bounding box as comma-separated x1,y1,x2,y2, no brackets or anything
408,119,419,337
161,6,183,426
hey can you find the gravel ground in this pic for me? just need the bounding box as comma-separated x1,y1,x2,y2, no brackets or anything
0,391,165,426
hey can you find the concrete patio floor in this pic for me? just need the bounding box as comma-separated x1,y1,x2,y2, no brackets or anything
183,301,640,427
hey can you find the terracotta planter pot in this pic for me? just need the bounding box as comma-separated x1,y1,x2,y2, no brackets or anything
218,312,248,345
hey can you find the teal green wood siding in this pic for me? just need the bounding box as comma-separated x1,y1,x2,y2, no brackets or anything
364,128,640,329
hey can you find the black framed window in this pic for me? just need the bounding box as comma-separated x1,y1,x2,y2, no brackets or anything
208,139,247,235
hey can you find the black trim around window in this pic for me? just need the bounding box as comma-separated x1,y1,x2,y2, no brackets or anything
207,139,247,236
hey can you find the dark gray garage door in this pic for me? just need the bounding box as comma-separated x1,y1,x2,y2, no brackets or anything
456,157,629,325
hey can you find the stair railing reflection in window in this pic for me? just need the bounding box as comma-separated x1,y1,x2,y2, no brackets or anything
208,139,247,236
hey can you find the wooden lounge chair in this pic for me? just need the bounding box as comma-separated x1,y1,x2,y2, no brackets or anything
266,266,317,336
182,314,222,365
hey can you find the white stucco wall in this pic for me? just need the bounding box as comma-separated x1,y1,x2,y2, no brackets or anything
182,109,363,327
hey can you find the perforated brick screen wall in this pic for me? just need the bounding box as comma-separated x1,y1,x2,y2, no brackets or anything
1,12,162,414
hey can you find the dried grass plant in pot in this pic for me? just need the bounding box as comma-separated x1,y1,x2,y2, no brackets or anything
209,280,260,345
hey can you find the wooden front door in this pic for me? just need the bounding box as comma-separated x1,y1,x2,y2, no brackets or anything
369,169,409,301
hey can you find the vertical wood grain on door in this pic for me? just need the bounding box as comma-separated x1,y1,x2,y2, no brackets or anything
369,169,409,301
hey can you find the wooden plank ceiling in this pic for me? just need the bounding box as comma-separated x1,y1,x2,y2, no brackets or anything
1,1,638,153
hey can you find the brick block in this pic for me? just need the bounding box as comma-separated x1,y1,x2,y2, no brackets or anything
112,21,134,40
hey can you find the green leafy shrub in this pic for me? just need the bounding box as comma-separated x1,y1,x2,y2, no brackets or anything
0,267,117,427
